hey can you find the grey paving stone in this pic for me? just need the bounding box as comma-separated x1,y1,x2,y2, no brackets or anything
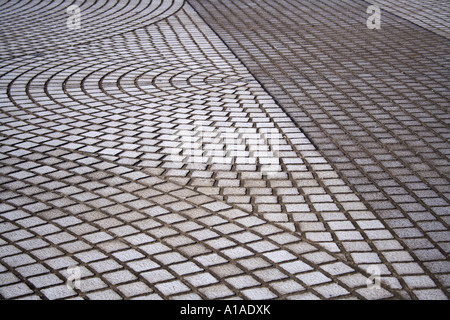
103,270,138,285
225,275,261,290
270,280,305,295
188,0,450,298
413,289,449,300
0,272,20,286
185,273,219,287
242,287,277,300
2,254,36,268
314,283,350,299
154,252,187,265
0,245,21,257
42,285,78,300
199,284,235,299
86,289,123,300
112,249,145,262
403,275,437,289
117,282,153,298
264,250,297,264
296,272,332,287
356,287,394,300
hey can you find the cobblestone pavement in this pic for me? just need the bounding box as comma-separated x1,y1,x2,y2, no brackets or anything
188,0,450,299
0,0,448,300
367,0,450,39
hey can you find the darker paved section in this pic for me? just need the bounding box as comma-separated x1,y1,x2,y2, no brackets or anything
188,0,450,294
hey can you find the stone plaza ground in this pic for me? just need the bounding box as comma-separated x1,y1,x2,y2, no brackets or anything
0,0,448,300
